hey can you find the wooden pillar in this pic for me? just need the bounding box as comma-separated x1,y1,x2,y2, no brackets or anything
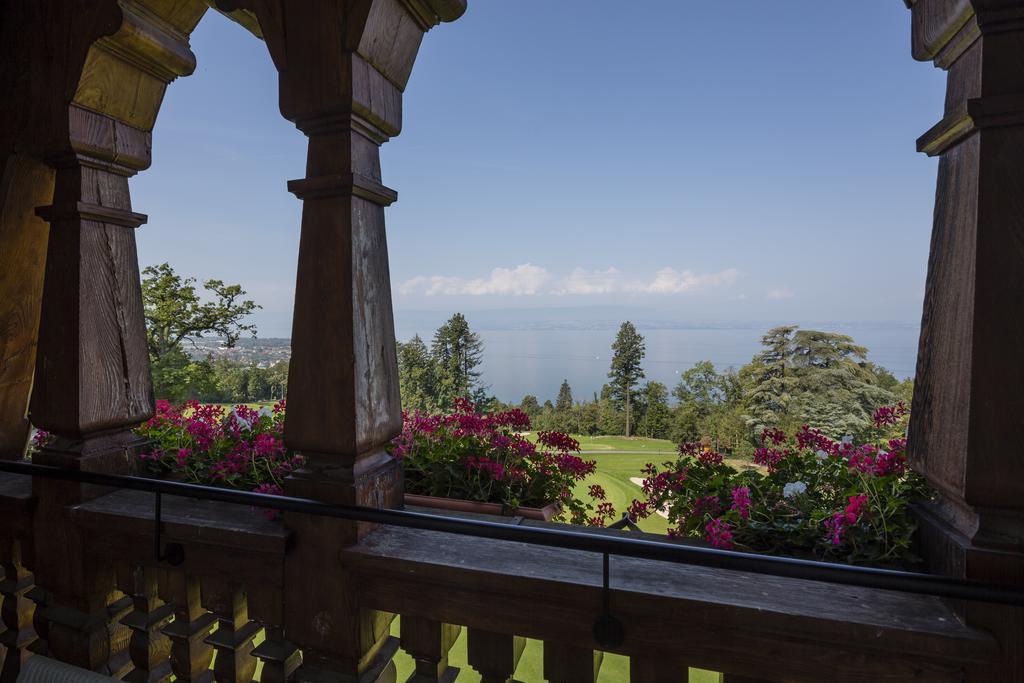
904,1,1024,680
162,572,215,683
399,617,460,683
14,0,204,673
202,580,261,683
542,642,602,683
466,629,525,683
122,567,174,683
208,0,464,679
0,538,38,682
629,658,688,683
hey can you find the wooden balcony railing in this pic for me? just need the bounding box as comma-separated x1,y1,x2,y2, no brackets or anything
3,0,1024,680
0,462,1013,682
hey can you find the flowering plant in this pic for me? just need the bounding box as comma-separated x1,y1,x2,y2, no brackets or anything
136,399,303,496
391,399,615,526
633,402,931,566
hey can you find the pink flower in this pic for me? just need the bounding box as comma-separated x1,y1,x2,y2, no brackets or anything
705,518,734,549
730,486,752,519
872,402,909,428
537,431,580,453
824,494,870,545
761,427,786,446
588,484,607,500
697,449,723,466
627,499,649,520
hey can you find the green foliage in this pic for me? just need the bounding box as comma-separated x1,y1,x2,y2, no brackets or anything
742,326,897,440
637,411,930,567
431,313,484,409
397,314,487,412
397,335,438,413
141,263,268,403
607,321,646,436
636,381,671,439
142,263,259,361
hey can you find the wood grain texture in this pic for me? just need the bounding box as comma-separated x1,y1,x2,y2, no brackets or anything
0,155,53,460
343,525,994,683
467,629,525,683
161,571,216,683
400,616,460,682
543,642,602,683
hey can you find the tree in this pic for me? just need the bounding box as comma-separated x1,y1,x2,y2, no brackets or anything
142,263,259,362
519,395,541,417
555,380,573,413
608,321,646,436
637,381,671,439
397,335,438,412
431,313,484,409
554,379,574,432
742,326,896,439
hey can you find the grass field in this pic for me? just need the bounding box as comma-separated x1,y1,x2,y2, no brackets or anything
388,619,722,682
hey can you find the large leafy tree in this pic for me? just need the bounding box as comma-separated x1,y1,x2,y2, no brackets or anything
608,322,646,437
743,326,896,439
141,263,260,401
142,263,259,361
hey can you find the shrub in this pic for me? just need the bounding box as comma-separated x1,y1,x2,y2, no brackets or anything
633,402,930,566
136,399,302,496
392,398,614,526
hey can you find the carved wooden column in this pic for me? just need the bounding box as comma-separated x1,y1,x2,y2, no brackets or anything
162,571,215,683
466,629,525,683
205,0,464,679
15,0,203,673
904,1,1024,680
0,538,37,682
202,580,260,683
400,617,460,683
122,567,174,683
542,642,602,683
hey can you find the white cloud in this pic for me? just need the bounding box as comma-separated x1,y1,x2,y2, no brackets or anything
399,264,550,296
555,267,621,295
627,267,739,294
398,264,739,297
766,287,795,300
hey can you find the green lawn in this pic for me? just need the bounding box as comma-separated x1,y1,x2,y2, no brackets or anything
388,619,721,682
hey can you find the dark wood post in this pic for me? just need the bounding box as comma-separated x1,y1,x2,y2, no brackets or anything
542,642,602,683
0,538,38,682
466,629,525,683
162,571,215,683
400,617,461,682
208,0,464,679
6,1,204,673
904,1,1024,680
122,567,174,683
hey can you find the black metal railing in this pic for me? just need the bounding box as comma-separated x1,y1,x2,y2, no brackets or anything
2,459,1022,608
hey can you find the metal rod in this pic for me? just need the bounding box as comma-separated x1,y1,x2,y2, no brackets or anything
154,491,161,562
1,459,1022,606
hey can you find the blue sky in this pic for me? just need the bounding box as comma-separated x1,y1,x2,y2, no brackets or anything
132,2,945,338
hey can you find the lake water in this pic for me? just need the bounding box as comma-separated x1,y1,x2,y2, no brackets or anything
393,323,921,404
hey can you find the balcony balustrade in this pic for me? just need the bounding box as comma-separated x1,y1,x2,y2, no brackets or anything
1,0,1023,680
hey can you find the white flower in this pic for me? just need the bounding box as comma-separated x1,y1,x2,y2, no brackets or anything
258,406,273,419
229,408,252,431
815,449,828,461
841,434,854,446
783,481,807,498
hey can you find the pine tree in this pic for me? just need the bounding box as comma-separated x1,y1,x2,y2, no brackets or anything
397,335,438,412
431,313,484,409
608,321,646,437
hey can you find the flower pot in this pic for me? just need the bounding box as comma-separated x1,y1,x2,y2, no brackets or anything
403,494,560,521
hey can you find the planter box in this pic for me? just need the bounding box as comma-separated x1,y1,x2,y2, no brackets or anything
404,494,560,521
